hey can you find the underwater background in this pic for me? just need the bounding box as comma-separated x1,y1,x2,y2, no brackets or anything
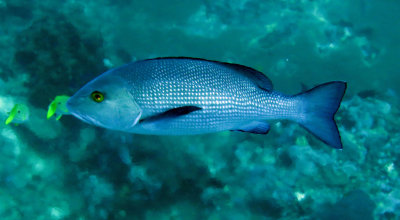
0,0,399,219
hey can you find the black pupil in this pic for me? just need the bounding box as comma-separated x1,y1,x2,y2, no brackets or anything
95,94,101,100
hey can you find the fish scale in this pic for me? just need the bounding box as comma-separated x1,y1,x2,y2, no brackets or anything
108,58,297,135
67,57,346,148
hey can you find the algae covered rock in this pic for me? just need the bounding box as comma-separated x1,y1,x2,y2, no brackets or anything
13,14,106,108
315,190,375,220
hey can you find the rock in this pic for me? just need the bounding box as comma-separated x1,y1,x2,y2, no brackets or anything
315,190,375,220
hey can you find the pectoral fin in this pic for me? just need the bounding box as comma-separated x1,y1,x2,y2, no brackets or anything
56,114,63,120
139,106,202,124
231,121,270,134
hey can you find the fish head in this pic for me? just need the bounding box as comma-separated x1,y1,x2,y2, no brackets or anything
47,95,70,120
5,104,29,125
66,74,142,131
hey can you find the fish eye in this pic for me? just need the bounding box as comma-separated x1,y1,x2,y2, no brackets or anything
91,91,104,103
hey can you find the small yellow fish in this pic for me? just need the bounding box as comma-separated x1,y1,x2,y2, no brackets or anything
47,95,70,120
5,104,30,125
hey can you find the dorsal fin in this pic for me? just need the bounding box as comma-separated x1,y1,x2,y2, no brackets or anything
217,62,273,91
145,57,273,91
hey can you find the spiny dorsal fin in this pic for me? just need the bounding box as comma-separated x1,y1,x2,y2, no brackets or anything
145,57,273,91
139,106,202,124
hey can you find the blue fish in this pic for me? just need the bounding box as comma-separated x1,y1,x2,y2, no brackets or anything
67,57,347,148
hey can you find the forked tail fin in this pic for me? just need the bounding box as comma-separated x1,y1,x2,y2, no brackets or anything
295,81,347,149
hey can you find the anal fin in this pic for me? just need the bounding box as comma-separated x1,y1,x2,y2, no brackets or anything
231,121,270,134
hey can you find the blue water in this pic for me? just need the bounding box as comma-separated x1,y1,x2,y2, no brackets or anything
0,1,399,219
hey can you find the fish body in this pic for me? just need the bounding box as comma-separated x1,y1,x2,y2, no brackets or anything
5,104,29,125
47,95,70,120
67,57,346,148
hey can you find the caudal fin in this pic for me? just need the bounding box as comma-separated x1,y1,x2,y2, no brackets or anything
295,81,347,149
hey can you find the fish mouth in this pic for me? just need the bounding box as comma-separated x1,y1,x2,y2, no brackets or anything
66,99,99,127
70,110,98,126
68,105,125,130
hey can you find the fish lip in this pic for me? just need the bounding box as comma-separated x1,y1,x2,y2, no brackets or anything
70,110,98,126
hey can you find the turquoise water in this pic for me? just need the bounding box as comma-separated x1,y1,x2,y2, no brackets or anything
0,0,399,219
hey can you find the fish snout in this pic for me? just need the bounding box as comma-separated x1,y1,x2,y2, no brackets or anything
65,95,88,120
66,96,79,114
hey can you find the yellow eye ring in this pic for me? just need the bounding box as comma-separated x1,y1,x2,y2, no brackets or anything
91,91,104,103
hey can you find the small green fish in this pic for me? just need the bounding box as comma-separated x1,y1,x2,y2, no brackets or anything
5,104,30,125
47,95,70,120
